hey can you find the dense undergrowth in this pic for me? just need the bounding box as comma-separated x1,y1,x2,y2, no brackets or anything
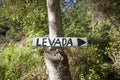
0,0,120,80
0,21,120,80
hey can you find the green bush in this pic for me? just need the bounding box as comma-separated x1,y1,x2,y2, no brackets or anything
0,38,46,80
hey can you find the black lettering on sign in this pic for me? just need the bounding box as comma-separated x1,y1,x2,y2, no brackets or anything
67,38,73,46
49,38,55,46
62,38,67,46
42,38,47,46
54,38,61,46
36,38,41,46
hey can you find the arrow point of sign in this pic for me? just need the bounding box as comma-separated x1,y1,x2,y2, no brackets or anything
77,39,86,46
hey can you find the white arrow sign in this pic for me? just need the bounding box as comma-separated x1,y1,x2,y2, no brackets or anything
33,37,87,47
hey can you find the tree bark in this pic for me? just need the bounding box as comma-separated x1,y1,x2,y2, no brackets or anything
91,1,106,31
44,0,71,80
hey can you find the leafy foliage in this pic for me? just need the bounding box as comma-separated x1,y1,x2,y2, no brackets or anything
62,0,91,37
63,0,120,79
91,0,120,25
0,0,120,80
0,38,46,80
0,0,47,40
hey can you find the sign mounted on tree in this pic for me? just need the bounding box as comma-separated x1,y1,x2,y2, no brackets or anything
33,37,87,47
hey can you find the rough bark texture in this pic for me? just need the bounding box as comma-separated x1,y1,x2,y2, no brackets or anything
47,0,63,37
44,49,71,80
44,0,71,80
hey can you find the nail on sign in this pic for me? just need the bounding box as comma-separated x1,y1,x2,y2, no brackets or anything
33,37,87,47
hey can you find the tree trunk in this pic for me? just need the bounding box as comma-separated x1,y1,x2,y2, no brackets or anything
44,0,71,80
91,1,106,31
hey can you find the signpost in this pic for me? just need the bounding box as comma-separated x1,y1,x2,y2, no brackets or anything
33,37,87,47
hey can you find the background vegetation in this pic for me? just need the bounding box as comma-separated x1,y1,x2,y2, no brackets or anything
0,0,120,80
